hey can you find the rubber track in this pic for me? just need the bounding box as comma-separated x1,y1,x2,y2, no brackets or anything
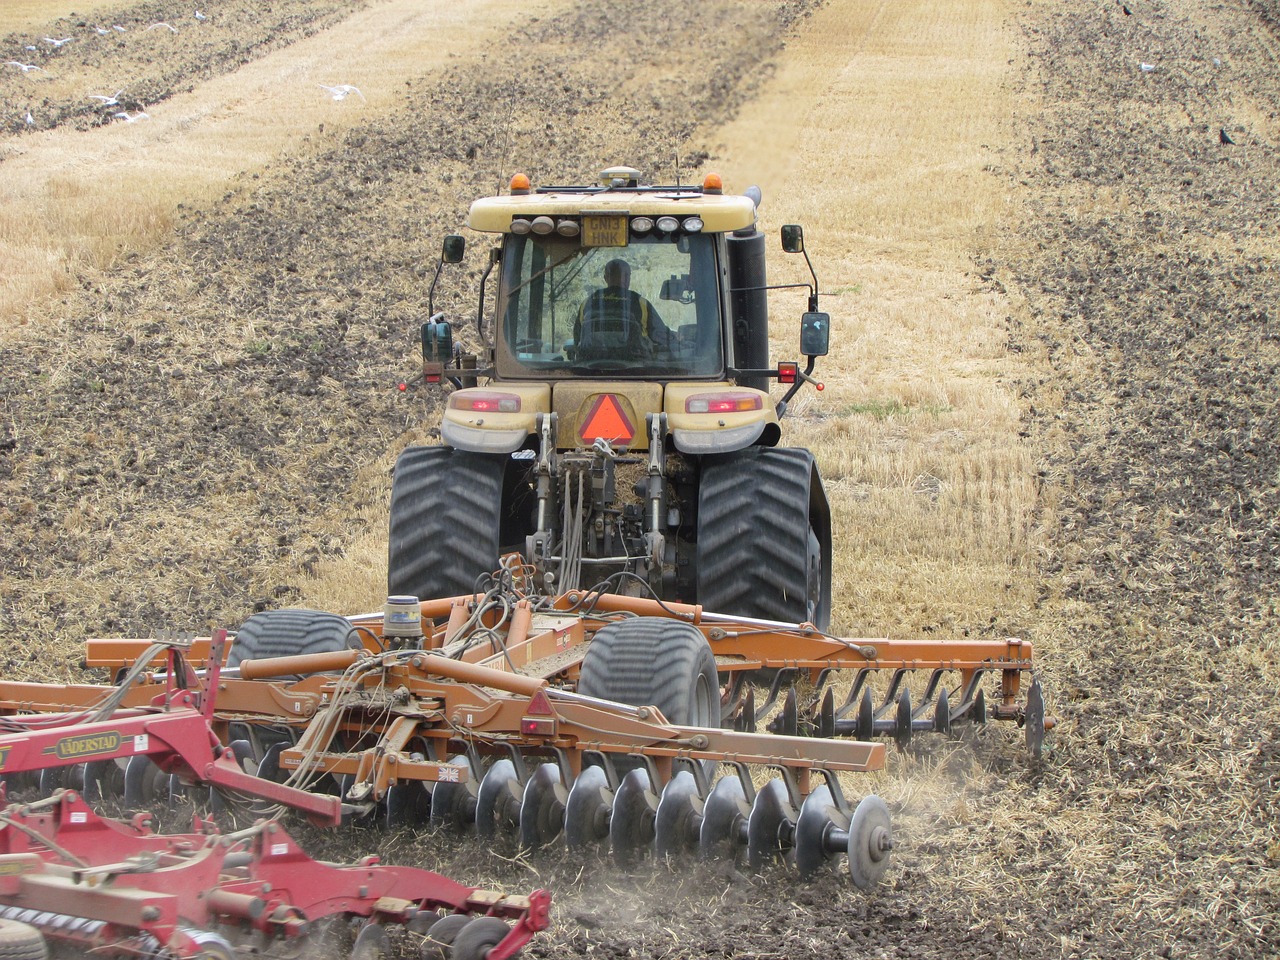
696,447,819,624
578,618,716,726
388,446,505,600
227,608,357,667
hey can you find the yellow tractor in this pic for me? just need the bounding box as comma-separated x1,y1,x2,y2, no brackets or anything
392,166,832,628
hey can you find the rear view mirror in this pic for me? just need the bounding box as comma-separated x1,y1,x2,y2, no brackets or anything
800,312,829,357
441,234,466,263
781,224,805,254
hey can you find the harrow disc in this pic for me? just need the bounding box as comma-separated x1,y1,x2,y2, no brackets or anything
794,784,848,879
894,688,912,750
449,917,512,960
563,765,611,850
519,763,566,849
934,686,952,735
430,755,477,830
419,914,470,960
351,922,390,960
856,687,874,742
123,756,172,809
609,768,657,865
699,775,749,863
475,759,523,839
846,795,893,889
82,759,126,804
747,778,796,871
654,770,702,859
386,781,431,829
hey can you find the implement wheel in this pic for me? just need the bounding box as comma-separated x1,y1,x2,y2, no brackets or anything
0,920,47,960
390,446,530,600
578,618,717,727
227,609,361,670
696,447,831,630
450,918,511,960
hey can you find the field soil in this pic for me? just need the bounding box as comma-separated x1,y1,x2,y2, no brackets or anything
1,0,1277,958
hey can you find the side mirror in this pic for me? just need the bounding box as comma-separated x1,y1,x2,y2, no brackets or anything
441,234,466,263
781,224,805,254
421,317,454,384
800,312,829,357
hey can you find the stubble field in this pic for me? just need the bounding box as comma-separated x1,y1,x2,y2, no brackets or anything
0,0,1276,958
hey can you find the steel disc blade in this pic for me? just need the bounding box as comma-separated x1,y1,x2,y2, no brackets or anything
257,742,286,784
894,687,912,750
386,781,430,829
476,759,523,839
654,770,703,859
974,687,987,724
795,784,851,879
747,778,796,871
846,794,893,889
699,775,749,863
934,686,952,734
1025,678,1045,761
564,765,612,850
609,768,657,865
519,763,566,849
819,689,835,738
856,687,874,741
430,754,476,830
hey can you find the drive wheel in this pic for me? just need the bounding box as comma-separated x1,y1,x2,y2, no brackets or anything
578,618,717,727
227,609,361,671
696,447,831,630
388,446,509,600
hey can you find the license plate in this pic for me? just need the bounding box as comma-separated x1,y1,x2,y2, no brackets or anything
582,215,628,247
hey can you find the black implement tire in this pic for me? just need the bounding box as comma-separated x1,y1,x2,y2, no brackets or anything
578,618,718,727
696,447,832,630
227,609,361,670
0,920,47,960
388,446,511,600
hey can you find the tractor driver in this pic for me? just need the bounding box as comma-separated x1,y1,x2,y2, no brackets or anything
573,258,678,359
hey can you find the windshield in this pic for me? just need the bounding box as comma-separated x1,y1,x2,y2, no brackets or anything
495,232,724,378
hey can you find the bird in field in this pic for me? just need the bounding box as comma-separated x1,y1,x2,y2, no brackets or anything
1219,128,1235,145
112,24,127,32
194,10,208,21
113,110,149,123
94,25,110,35
5,61,42,73
148,22,178,33
318,84,366,102
44,37,74,47
25,111,34,126
89,90,125,107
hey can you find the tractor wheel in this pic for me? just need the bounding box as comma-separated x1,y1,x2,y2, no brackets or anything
388,446,514,601
0,920,47,960
578,618,718,727
227,609,361,671
696,447,832,631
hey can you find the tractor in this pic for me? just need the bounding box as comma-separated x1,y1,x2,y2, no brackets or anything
391,165,833,629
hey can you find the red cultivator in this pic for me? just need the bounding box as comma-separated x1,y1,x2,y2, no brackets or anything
0,638,548,960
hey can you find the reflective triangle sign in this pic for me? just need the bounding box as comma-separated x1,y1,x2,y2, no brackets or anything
579,394,635,445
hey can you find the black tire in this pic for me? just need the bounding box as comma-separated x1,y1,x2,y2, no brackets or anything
696,447,832,630
578,619,718,727
0,920,47,960
227,609,360,670
449,918,511,960
388,446,508,600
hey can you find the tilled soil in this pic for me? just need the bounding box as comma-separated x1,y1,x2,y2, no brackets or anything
1,0,1278,958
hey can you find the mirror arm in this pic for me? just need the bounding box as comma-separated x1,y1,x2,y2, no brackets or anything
775,356,818,419
476,252,498,344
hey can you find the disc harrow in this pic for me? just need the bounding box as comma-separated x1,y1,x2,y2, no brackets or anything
2,569,1049,891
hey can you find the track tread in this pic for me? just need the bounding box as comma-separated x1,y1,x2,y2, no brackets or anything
0,920,47,960
388,446,505,599
696,447,829,627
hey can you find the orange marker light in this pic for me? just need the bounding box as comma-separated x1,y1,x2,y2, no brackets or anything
702,172,723,193
509,172,531,194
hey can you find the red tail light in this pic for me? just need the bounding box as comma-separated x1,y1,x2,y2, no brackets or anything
449,392,521,413
685,391,763,414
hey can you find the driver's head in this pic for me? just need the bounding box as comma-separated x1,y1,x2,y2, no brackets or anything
603,259,630,289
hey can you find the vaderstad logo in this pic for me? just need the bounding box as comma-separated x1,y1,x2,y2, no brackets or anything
43,732,121,760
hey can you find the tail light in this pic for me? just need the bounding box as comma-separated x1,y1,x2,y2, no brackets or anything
685,392,763,414
449,392,521,413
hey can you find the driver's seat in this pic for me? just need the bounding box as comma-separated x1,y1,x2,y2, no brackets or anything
575,290,648,359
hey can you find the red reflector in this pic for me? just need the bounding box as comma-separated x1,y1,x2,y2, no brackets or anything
778,363,798,384
527,689,554,715
580,394,635,444
521,717,556,736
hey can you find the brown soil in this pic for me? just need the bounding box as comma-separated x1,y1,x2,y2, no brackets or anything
1,0,1278,958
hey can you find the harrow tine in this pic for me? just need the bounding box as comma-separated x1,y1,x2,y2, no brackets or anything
1025,678,1046,761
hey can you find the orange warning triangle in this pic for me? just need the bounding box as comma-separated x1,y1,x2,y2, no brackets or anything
580,394,635,445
